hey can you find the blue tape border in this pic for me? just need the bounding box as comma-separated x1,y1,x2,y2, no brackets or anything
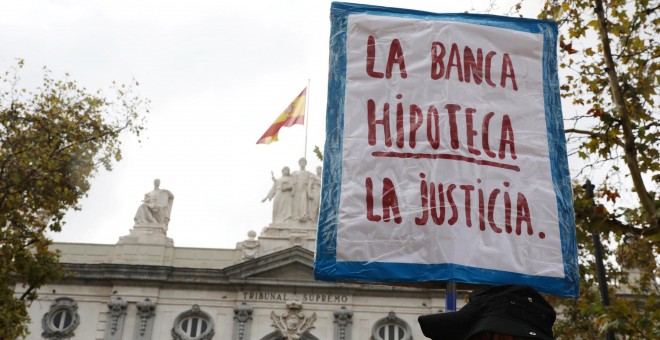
315,2,578,298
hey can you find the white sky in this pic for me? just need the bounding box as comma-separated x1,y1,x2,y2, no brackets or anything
1,0,545,249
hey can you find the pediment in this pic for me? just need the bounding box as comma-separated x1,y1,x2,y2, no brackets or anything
224,246,316,281
255,261,314,280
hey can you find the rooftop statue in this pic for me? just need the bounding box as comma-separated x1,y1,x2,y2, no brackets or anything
263,159,322,225
133,179,174,230
262,167,294,224
307,166,322,223
291,158,314,222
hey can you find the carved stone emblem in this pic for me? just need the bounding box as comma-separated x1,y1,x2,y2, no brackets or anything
270,300,317,340
242,230,260,260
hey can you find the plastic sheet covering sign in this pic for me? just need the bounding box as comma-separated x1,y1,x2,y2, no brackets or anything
314,2,579,297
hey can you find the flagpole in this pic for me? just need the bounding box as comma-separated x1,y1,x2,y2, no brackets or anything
304,79,310,160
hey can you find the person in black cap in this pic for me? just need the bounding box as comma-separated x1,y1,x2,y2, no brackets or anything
418,285,556,340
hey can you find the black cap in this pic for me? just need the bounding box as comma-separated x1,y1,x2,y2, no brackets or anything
418,285,556,340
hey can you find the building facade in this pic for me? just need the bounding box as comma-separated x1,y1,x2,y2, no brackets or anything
19,176,461,340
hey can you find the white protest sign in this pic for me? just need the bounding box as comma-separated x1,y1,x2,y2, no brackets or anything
315,2,578,297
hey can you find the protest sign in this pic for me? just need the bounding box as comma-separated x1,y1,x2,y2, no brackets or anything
315,2,578,297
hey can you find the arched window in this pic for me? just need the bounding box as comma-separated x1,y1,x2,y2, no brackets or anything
41,297,80,339
371,311,413,340
172,305,215,340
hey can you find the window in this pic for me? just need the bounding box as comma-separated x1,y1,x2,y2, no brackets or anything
51,309,74,330
172,304,215,340
41,297,80,339
371,311,412,340
180,316,209,337
376,323,406,340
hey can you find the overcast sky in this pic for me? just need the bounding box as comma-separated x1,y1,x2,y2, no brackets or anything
1,0,545,249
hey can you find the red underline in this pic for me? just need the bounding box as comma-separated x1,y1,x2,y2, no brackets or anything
371,151,521,172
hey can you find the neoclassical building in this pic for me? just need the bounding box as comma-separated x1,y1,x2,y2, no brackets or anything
19,174,460,340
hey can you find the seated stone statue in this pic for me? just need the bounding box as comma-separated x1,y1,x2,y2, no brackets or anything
133,179,174,229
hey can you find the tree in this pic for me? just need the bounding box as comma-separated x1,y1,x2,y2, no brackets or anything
0,60,147,339
535,0,659,338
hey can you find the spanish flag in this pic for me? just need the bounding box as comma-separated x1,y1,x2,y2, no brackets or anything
257,87,307,144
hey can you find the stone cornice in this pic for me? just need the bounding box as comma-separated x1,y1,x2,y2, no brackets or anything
58,262,441,297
